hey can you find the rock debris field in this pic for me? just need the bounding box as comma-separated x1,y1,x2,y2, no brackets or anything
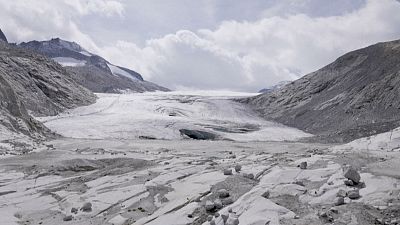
1,91,400,225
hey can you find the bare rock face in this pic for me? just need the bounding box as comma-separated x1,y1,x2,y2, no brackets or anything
0,41,96,141
19,38,170,93
0,29,7,43
240,39,400,143
0,42,96,116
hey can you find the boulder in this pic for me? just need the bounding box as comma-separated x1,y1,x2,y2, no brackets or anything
344,167,361,184
334,197,345,206
205,201,215,211
224,169,233,175
81,202,92,212
218,189,230,198
234,165,242,172
348,190,360,199
63,215,73,221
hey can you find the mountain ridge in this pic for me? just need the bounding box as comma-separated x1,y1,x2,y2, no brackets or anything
19,38,170,93
240,39,400,142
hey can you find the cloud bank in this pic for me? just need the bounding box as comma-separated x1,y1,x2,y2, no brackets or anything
1,0,400,91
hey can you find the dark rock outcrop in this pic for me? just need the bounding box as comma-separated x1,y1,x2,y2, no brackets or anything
241,39,400,142
19,38,170,93
0,29,7,43
179,129,218,140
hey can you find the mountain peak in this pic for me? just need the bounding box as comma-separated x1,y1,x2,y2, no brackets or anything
0,29,8,43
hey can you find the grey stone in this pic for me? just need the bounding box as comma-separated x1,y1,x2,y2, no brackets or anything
262,191,270,199
221,197,234,205
81,202,92,212
300,162,307,169
234,165,242,172
336,189,347,197
344,179,354,186
334,197,345,206
224,169,233,175
63,215,73,221
348,190,360,199
214,199,223,209
70,207,78,214
344,167,361,184
218,189,230,198
205,200,215,211
243,173,254,179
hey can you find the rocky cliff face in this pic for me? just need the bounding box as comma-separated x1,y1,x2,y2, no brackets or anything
0,29,7,43
19,38,170,93
0,41,96,142
241,39,400,142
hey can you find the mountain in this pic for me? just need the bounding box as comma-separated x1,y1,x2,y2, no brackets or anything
0,41,96,145
0,29,7,43
259,81,291,93
19,38,169,93
241,39,400,142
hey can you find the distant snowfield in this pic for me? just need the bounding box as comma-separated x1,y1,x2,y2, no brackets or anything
37,91,312,141
52,57,86,67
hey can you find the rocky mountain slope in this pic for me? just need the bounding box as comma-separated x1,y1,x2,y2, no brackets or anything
19,38,169,93
0,29,7,43
0,40,96,145
241,39,400,142
258,81,291,93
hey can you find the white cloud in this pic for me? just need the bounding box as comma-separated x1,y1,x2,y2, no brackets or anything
1,0,400,91
0,0,123,48
99,0,400,91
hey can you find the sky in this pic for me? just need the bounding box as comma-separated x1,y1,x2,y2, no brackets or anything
1,0,400,91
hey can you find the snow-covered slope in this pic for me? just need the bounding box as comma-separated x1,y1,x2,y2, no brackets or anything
37,91,311,142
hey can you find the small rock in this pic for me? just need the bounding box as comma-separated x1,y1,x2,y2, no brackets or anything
261,191,270,199
210,220,216,225
234,165,242,172
222,197,234,205
226,214,239,225
300,162,307,169
243,173,254,179
70,208,78,214
319,211,328,218
218,189,230,198
214,199,223,209
81,202,92,212
336,189,347,197
344,167,361,184
228,208,233,213
334,197,345,206
327,181,334,185
221,214,229,223
348,190,360,199
63,215,73,221
330,207,339,214
205,201,215,211
187,214,193,218
293,180,305,186
294,215,300,219
344,179,354,186
207,215,213,221
214,212,220,217
224,169,233,175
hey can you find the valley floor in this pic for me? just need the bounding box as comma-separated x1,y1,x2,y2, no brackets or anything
1,91,400,225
